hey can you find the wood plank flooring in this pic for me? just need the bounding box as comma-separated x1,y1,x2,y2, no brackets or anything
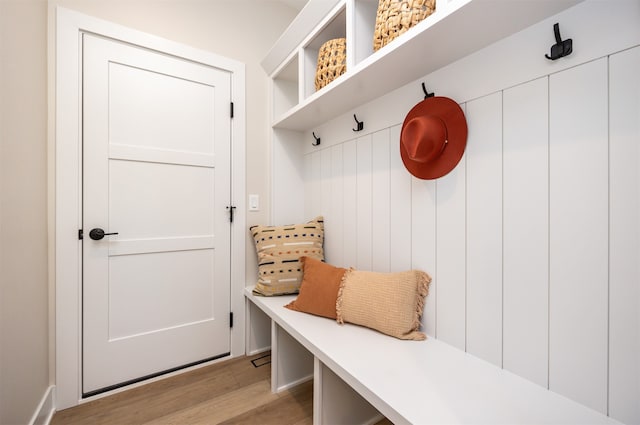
51,352,393,424
51,352,312,425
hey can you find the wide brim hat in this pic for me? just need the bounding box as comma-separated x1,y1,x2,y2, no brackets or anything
400,96,468,180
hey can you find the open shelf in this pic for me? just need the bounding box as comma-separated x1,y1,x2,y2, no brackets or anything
273,53,299,119
351,0,378,66
302,4,347,99
268,0,582,131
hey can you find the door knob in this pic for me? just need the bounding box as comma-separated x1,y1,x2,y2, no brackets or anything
89,228,119,240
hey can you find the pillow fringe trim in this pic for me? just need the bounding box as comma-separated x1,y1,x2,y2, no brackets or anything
335,268,354,325
407,271,432,340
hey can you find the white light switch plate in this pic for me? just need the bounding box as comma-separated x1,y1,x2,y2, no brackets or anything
249,194,259,211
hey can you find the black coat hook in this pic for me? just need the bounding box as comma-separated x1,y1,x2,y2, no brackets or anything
312,131,321,146
422,82,435,99
545,23,572,60
352,114,364,132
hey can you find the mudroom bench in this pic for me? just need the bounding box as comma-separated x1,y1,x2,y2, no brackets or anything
245,287,615,425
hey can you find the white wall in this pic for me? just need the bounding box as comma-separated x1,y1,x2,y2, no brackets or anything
288,1,639,423
0,1,50,424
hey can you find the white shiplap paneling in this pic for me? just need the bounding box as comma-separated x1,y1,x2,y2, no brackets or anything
502,77,550,389
356,135,373,270
309,151,322,220
549,58,609,414
435,125,467,350
342,140,358,269
608,45,640,425
389,125,413,272
304,152,313,223
320,148,332,205
327,144,345,265
320,147,333,257
371,129,391,272
412,175,437,338
465,93,503,367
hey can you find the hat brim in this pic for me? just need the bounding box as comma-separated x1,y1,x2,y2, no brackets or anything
400,96,468,180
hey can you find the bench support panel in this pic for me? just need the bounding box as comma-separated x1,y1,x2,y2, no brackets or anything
314,358,383,425
271,321,314,393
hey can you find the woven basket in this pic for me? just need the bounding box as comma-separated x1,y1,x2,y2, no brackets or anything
373,0,436,51
315,37,347,91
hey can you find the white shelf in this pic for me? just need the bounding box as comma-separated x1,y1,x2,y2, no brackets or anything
272,53,299,118
301,4,347,100
266,0,582,131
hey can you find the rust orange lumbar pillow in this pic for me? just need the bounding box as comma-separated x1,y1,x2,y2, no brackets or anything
336,269,431,340
285,256,347,319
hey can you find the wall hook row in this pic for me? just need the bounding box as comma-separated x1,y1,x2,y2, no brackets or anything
352,114,364,132
422,82,435,99
312,131,321,146
545,22,572,60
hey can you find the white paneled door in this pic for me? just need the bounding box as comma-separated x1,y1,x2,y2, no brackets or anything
82,34,231,395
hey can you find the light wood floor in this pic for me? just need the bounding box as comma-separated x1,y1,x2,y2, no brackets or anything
51,352,393,425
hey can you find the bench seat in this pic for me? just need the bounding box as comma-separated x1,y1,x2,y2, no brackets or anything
245,286,617,425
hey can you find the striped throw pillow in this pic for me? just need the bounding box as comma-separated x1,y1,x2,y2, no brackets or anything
250,217,324,296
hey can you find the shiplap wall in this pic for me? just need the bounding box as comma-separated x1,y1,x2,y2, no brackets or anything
300,47,639,423
264,1,640,423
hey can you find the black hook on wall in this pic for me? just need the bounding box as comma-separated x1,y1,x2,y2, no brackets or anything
312,131,321,146
352,114,364,132
545,23,572,60
422,82,435,99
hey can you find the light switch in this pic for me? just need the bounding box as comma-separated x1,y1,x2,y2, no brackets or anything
249,194,259,211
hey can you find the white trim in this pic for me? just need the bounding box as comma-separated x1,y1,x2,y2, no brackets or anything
53,6,246,409
260,0,341,75
246,347,272,357
28,386,55,425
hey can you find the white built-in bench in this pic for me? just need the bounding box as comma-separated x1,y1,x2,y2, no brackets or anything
245,287,617,425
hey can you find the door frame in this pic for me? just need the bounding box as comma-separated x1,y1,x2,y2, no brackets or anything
52,7,246,409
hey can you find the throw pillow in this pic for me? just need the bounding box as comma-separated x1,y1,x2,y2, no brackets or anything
250,216,324,296
336,269,431,340
285,256,347,319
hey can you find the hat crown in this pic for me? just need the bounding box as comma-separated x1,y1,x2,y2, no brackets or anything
401,115,447,164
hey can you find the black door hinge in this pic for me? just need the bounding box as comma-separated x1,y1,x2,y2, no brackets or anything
230,312,234,328
226,205,236,223
78,229,83,240
230,102,234,118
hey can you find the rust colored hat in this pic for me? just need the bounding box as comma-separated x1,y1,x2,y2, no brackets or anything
400,96,468,180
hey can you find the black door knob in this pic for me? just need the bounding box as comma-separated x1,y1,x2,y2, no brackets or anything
89,228,119,240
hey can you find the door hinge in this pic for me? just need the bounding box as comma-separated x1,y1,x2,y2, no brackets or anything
230,102,234,118
230,312,234,328
78,229,83,240
226,205,236,223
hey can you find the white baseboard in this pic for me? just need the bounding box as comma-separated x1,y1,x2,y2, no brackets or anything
274,374,313,393
247,346,271,356
29,385,55,425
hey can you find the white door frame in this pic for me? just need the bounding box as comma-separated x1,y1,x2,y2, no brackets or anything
52,7,246,409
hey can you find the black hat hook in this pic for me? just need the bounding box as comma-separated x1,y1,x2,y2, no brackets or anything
545,23,573,61
352,114,364,132
312,131,321,146
422,82,435,99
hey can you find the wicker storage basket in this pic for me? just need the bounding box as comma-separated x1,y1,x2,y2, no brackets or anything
315,37,347,91
373,0,436,51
